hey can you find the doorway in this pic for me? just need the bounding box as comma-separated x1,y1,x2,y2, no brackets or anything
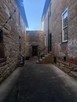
32,45,38,56
48,33,52,53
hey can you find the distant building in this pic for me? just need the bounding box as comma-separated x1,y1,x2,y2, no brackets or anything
0,0,28,82
26,31,45,57
42,0,77,64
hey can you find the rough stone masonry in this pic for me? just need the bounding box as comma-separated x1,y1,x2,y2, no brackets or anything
0,0,27,83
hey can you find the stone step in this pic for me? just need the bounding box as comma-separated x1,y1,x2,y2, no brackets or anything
38,53,52,64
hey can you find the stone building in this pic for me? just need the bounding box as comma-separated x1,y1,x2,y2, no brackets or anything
42,0,52,54
26,31,45,58
42,0,77,65
0,0,28,82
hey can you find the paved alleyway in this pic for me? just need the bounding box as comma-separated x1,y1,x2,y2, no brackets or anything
4,63,77,102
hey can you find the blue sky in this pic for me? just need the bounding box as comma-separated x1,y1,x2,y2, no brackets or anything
23,0,45,30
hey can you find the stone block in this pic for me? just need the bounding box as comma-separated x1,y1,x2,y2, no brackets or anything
71,71,77,77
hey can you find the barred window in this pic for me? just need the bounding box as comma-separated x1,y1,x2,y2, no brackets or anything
62,8,68,42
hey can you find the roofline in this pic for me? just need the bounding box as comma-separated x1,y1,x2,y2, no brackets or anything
41,0,51,21
26,30,43,32
15,0,28,27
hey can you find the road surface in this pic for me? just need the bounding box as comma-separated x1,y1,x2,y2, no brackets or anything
4,64,77,102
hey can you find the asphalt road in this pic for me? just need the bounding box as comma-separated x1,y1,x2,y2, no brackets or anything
4,64,77,102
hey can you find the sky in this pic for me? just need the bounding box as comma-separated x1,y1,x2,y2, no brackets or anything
23,0,45,30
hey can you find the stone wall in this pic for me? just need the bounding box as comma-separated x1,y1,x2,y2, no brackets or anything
0,0,26,83
42,1,52,54
43,0,77,65
19,16,27,57
56,59,77,78
51,0,77,64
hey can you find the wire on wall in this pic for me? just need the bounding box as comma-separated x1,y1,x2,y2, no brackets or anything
0,9,16,31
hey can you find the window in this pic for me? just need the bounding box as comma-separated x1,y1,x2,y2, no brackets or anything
62,8,68,42
19,36,21,51
0,30,5,58
0,30,3,43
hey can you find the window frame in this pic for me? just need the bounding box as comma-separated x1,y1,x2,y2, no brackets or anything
62,8,68,43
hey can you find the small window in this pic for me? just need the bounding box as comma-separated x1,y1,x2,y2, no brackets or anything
62,8,68,42
0,30,3,43
19,36,21,51
0,30,5,58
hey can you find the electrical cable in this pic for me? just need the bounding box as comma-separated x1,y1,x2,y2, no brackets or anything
0,9,16,31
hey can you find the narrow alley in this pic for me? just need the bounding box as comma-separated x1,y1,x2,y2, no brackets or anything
0,0,77,102
2,59,77,102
